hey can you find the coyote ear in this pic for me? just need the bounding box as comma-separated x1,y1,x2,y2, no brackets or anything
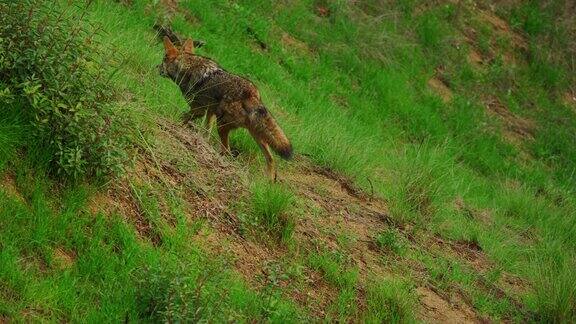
183,38,195,54
163,36,179,60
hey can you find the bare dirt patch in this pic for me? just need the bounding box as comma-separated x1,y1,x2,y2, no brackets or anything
315,5,331,18
563,91,576,113
280,32,312,56
417,286,481,324
428,77,453,103
499,272,531,299
52,247,75,270
87,189,115,215
114,183,163,245
284,161,392,283
478,10,527,50
468,49,485,67
485,97,535,145
310,165,366,199
427,235,492,274
0,172,25,203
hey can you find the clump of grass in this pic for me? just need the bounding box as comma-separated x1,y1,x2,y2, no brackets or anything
308,251,358,289
137,258,218,322
363,278,417,323
530,252,576,322
0,0,128,180
242,181,295,243
308,251,359,320
388,154,444,224
416,12,448,50
375,228,406,255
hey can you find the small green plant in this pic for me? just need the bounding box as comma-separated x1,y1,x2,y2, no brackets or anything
308,251,358,289
0,0,128,180
416,13,447,50
364,278,417,323
308,251,359,321
244,181,295,242
375,228,406,255
137,260,214,322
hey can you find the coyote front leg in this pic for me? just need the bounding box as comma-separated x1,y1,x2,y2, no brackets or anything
217,124,232,155
257,140,276,181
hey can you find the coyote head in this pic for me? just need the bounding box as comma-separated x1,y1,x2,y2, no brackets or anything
158,36,195,79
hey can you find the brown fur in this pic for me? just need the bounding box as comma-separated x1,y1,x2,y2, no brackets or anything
158,37,293,179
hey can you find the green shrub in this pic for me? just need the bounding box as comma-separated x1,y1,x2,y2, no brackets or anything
0,0,128,180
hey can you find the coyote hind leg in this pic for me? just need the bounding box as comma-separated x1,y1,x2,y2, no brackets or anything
205,112,217,134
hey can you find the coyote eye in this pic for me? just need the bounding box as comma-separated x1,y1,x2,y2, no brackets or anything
256,107,267,116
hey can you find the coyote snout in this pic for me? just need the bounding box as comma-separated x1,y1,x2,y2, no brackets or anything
159,36,293,180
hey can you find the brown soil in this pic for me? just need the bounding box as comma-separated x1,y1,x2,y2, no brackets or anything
478,10,527,50
315,6,331,18
468,49,485,67
429,235,492,273
52,248,75,270
285,162,392,281
485,97,535,145
0,172,25,203
563,91,576,113
418,286,481,323
428,77,454,103
280,32,312,56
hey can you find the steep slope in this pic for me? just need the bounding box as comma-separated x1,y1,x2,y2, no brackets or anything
1,0,575,322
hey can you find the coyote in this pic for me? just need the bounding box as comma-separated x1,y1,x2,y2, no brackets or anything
158,36,293,179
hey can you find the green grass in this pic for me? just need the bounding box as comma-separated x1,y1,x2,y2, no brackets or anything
242,181,296,243
308,251,359,321
0,0,575,321
364,278,417,324
375,228,407,255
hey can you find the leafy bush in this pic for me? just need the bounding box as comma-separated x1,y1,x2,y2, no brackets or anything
0,0,127,179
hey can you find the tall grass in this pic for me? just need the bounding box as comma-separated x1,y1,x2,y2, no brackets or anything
364,278,417,323
242,181,295,243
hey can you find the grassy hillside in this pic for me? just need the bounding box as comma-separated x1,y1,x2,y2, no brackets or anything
1,0,575,322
